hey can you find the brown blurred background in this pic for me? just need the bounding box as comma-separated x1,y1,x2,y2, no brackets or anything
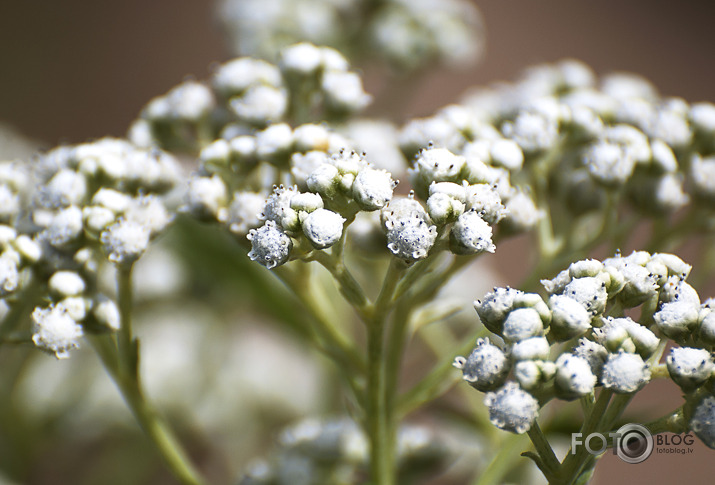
0,1,714,483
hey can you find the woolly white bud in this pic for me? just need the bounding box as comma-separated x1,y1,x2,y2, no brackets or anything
690,396,715,449
450,210,495,255
475,287,523,335
13,235,42,263
0,255,19,296
185,175,228,221
410,147,465,196
541,269,571,295
48,271,85,297
380,196,429,230
666,347,714,391
554,354,597,399
427,192,464,224
166,81,215,120
125,196,172,236
229,85,287,124
490,139,524,171
200,139,231,166
691,102,715,134
572,338,608,379
502,192,542,232
40,169,87,208
484,382,539,434
92,188,133,213
352,168,395,211
549,294,592,341
654,300,700,340
463,184,506,225
502,111,558,153
93,296,121,331
690,154,715,203
563,277,608,316
386,216,437,262
280,42,323,74
100,220,151,265
321,70,371,113
247,221,292,269
31,304,83,359
83,206,116,233
502,308,544,342
212,58,282,97
453,338,510,391
569,259,604,279
584,140,636,186
510,336,550,361
44,206,84,247
256,123,293,161
301,209,345,249
307,163,341,199
601,351,650,393
699,311,715,346
290,192,323,213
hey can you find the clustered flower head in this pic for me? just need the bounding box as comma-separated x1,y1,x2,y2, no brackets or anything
0,137,180,358
456,251,715,445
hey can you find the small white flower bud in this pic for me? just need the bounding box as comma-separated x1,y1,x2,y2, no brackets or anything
321,70,372,113
185,175,228,221
490,139,524,171
48,271,85,297
125,196,172,236
291,151,330,189
515,361,555,390
256,123,293,161
212,58,282,97
31,304,83,359
699,310,715,346
301,208,345,249
83,206,116,233
484,382,539,434
510,336,550,361
690,154,715,203
502,192,542,233
503,111,559,153
93,296,121,331
44,206,84,248
583,140,637,186
0,255,19,296
691,102,715,134
280,42,323,74
226,192,266,236
667,347,713,391
410,147,465,196
0,185,19,222
352,168,395,211
463,183,507,225
40,169,87,208
601,351,650,393
386,216,437,262
429,182,466,202
651,253,692,280
572,338,608,379
660,276,700,306
541,269,571,295
569,259,604,279
290,192,324,213
654,299,700,340
100,220,151,265
453,338,510,392
450,210,496,255
554,354,597,400
200,139,231,165
92,188,133,213
247,220,292,269
549,294,592,341
230,84,287,124
13,235,42,263
689,396,715,449
563,277,608,315
427,192,464,224
307,163,341,199
380,195,429,230
475,287,523,335
502,308,545,342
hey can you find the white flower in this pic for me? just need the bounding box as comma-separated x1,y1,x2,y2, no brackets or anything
450,210,495,255
256,123,294,160
601,351,650,393
463,183,506,225
699,310,715,346
510,336,550,361
554,354,596,399
654,300,700,340
185,175,228,221
261,185,299,229
93,296,121,331
13,235,42,263
229,84,287,123
386,215,437,262
427,192,464,224
100,219,151,265
165,81,215,120
31,304,84,359
39,169,87,208
212,58,282,97
125,196,172,236
563,276,608,316
502,191,542,232
583,140,636,186
280,42,323,74
83,206,116,233
453,338,510,392
301,208,345,249
321,70,372,113
0,184,19,222
289,192,323,213
502,110,559,153
44,206,84,247
549,294,592,341
484,382,539,434
92,188,133,213
572,338,608,379
48,271,85,297
666,347,713,391
690,102,715,134
475,287,523,335
690,154,715,202
307,163,341,199
501,308,544,342
380,195,429,230
352,168,395,211
247,220,292,269
0,254,19,296
409,146,466,196
227,192,267,236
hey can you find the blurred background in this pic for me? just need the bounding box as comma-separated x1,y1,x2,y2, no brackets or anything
0,1,714,484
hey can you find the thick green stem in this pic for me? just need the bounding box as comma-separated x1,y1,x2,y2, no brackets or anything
93,265,206,485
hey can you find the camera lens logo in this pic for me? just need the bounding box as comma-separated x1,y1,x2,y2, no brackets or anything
615,424,653,464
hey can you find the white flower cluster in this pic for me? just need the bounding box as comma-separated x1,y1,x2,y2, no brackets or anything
400,59,715,230
131,43,370,152
237,416,446,485
456,251,715,440
0,138,181,359
218,0,484,73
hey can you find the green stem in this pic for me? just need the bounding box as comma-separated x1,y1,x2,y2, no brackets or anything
472,434,529,485
527,421,561,480
309,250,370,319
93,264,206,485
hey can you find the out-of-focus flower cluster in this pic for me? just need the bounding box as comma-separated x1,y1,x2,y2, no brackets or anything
238,417,447,485
217,0,484,72
1,138,181,358
129,43,371,153
455,251,715,450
